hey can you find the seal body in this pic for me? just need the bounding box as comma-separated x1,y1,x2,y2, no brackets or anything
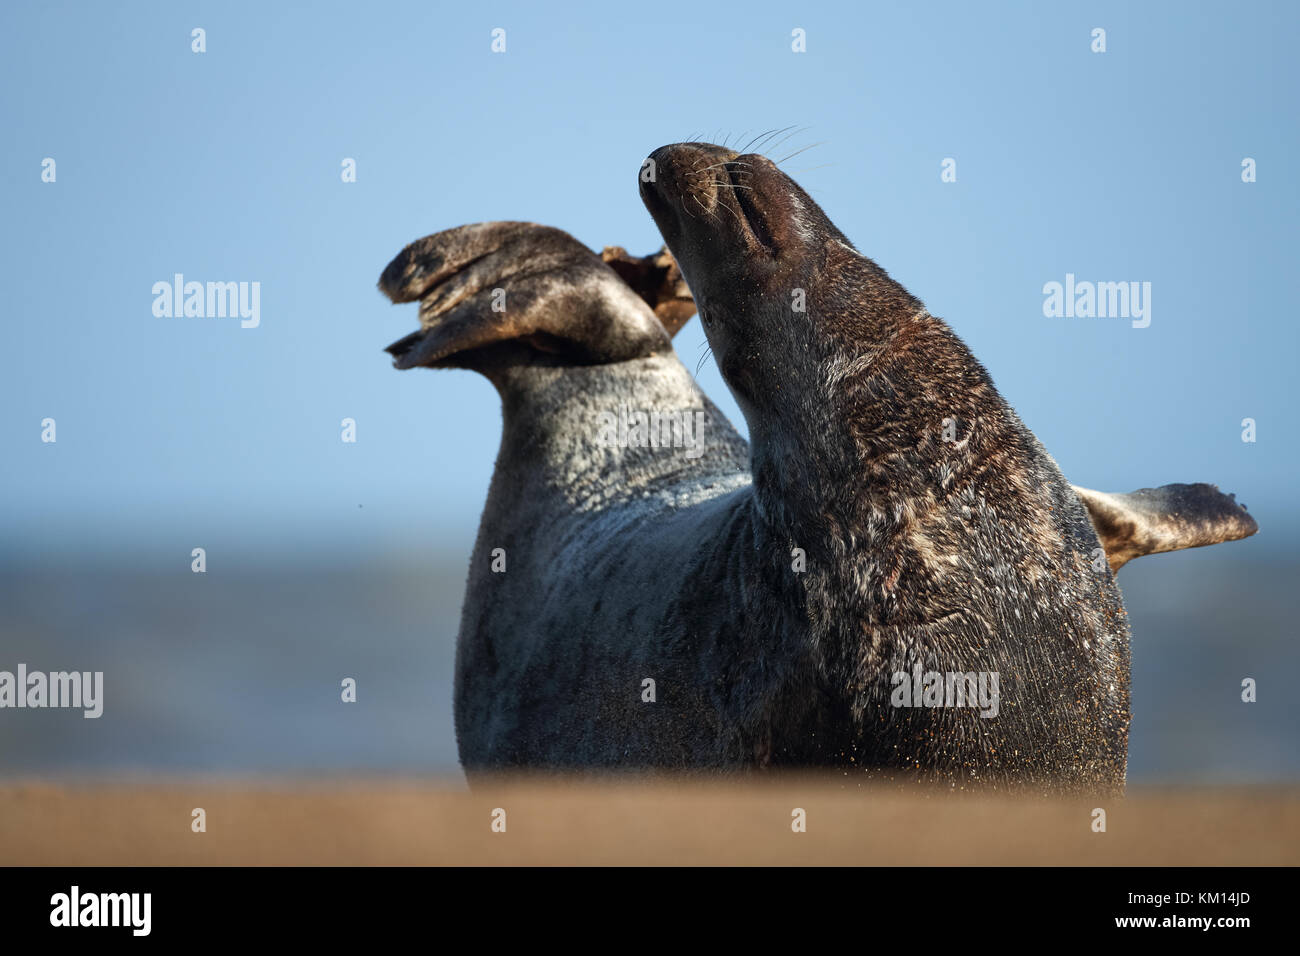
452,353,762,770
455,348,1130,789
636,143,1133,789
375,212,1219,792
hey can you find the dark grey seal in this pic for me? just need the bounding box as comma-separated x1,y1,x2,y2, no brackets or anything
637,140,1256,790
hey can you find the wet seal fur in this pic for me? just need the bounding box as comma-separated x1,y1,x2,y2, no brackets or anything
636,143,1130,790
639,141,1253,791
380,196,1255,793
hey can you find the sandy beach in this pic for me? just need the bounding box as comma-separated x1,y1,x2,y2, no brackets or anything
3,778,1297,866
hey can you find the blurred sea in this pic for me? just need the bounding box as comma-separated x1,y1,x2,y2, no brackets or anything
0,543,1295,784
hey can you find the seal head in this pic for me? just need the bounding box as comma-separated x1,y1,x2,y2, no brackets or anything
379,222,675,378
641,144,921,423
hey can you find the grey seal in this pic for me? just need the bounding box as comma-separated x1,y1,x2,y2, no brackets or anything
378,200,1256,791
636,140,1255,790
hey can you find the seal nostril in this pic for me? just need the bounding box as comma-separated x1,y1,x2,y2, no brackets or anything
728,162,774,250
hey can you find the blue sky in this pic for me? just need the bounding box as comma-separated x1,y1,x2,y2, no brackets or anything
2,0,1295,562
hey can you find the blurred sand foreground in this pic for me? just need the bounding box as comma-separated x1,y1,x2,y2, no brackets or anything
2,778,1297,866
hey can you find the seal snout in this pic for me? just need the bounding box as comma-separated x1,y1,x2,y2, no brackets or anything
378,249,429,304
640,143,789,268
640,143,740,220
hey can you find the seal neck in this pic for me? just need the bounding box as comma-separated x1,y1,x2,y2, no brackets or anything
482,353,748,529
745,310,1023,624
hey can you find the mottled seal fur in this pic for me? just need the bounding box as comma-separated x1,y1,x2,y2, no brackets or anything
379,197,1256,792
638,143,1141,790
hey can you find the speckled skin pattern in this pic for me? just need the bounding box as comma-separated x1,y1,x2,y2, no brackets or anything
380,167,1144,791
633,143,1132,792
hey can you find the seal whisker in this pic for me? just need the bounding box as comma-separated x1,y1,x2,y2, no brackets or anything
697,178,755,192
742,127,781,152
709,203,737,226
774,141,826,165
767,125,811,153
752,125,798,152
695,345,714,376
691,193,720,225
709,194,745,226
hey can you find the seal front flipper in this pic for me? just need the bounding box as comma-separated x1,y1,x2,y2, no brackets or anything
1072,483,1259,571
599,245,696,335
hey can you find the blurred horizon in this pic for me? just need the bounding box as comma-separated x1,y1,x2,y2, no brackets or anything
2,543,1294,785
